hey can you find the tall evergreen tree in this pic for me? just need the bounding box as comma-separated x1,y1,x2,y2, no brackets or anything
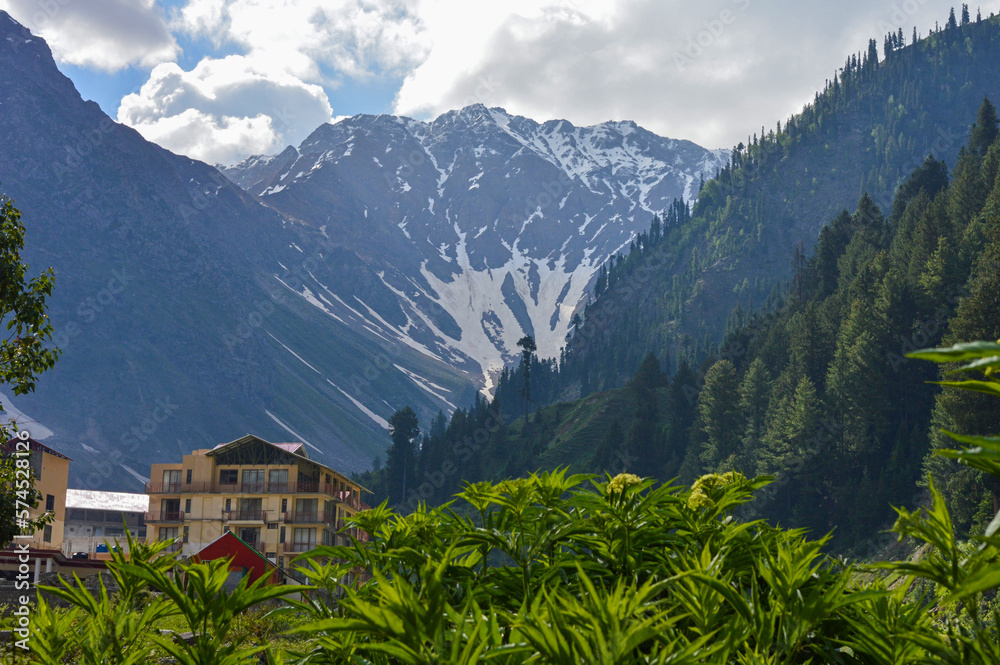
517,335,537,426
969,97,999,157
385,407,420,506
692,359,742,473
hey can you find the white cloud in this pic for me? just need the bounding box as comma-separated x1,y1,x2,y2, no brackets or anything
112,0,429,163
14,0,1000,161
393,0,1000,148
118,56,333,165
174,0,429,81
0,0,177,71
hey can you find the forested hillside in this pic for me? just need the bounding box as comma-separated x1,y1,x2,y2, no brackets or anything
359,72,1000,552
547,11,1000,397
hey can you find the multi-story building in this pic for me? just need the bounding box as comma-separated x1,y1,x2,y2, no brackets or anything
2,436,70,551
145,434,369,573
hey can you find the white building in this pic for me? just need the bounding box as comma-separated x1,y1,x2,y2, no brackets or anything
62,489,148,557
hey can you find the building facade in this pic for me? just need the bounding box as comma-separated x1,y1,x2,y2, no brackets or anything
2,437,70,551
63,490,148,557
145,434,369,574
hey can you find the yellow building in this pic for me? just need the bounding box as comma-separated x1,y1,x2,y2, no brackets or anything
3,436,71,551
145,434,369,574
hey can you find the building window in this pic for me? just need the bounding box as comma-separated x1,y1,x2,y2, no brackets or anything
239,527,260,549
269,469,288,491
43,525,52,543
293,527,315,551
279,526,285,544
162,469,181,492
242,469,265,492
159,527,178,541
185,499,191,513
225,498,232,511
239,498,263,520
281,498,287,513
186,469,192,484
45,494,55,512
223,525,230,534
295,498,317,521
182,526,189,543
219,469,238,485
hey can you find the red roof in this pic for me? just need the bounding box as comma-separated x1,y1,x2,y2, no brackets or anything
190,532,281,585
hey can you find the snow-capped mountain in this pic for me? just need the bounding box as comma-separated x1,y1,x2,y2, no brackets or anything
224,106,728,389
0,12,477,488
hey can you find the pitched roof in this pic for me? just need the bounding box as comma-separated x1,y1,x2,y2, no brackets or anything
273,442,305,455
207,434,370,493
2,436,72,461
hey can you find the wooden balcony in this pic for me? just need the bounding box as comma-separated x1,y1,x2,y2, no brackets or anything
144,511,184,523
282,511,337,526
145,479,362,504
223,510,268,523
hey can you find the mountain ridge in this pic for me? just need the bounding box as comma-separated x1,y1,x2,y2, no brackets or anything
222,104,729,390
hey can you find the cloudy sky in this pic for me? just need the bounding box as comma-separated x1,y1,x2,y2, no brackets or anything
3,0,999,165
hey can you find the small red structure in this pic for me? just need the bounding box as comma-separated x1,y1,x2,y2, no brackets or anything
189,532,282,587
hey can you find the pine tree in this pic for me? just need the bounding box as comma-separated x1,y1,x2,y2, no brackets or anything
969,97,1000,158
693,360,742,472
737,358,772,473
517,335,537,426
924,235,1000,527
385,407,420,506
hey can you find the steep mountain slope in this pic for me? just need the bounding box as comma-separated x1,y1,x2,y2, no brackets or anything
546,15,1000,395
0,12,476,489
223,108,728,389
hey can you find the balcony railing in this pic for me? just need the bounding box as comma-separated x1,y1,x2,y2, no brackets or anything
144,511,184,523
223,510,268,522
282,542,317,553
283,511,338,525
146,479,363,505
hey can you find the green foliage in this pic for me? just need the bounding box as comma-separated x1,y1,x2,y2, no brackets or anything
0,190,59,411
27,386,1000,664
0,450,53,549
29,528,300,665
0,191,59,548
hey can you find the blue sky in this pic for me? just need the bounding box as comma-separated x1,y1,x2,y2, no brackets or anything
3,0,998,165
